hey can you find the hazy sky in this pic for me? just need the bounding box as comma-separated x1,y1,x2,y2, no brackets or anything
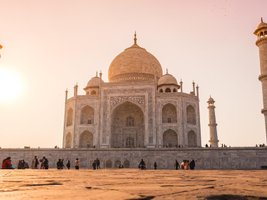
0,0,266,148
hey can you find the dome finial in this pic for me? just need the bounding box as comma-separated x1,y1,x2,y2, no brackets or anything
134,31,137,45
166,68,168,74
261,17,264,23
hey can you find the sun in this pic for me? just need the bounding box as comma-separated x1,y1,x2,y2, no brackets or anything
0,68,24,103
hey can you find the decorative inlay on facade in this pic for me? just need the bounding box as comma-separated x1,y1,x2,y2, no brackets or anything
110,96,145,110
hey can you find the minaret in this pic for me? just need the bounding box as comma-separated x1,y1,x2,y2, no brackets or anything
207,96,219,147
74,84,78,97
254,18,267,143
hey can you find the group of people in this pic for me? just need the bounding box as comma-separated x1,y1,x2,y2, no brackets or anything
2,157,13,169
2,156,196,170
138,159,196,170
92,158,100,170
56,159,71,169
180,160,195,170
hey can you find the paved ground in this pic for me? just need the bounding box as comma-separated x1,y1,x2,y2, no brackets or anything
0,169,267,200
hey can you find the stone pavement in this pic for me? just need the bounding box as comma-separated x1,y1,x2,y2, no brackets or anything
0,169,267,200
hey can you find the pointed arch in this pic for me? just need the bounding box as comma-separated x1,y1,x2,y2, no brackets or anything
123,160,130,168
186,105,196,125
162,103,177,123
114,160,121,168
188,130,197,147
111,101,144,148
165,88,171,93
105,160,112,168
80,105,94,124
163,129,178,147
79,131,93,148
65,132,72,148
91,90,96,95
66,108,73,126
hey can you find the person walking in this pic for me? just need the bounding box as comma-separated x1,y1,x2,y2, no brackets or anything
189,159,195,170
31,156,39,169
175,160,180,170
154,162,157,170
75,158,80,170
66,160,70,169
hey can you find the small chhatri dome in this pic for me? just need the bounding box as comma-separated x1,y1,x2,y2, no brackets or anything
158,73,179,86
207,96,215,104
254,17,267,35
85,76,104,88
108,33,163,83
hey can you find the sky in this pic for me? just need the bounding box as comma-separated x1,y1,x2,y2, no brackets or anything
0,0,266,148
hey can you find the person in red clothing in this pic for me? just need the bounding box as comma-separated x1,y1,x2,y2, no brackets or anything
2,157,13,169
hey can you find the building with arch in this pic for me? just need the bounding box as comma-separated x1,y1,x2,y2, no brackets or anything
63,34,201,149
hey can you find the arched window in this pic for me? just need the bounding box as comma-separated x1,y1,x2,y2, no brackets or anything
186,105,196,125
91,90,96,95
163,129,178,147
115,160,121,168
80,105,94,124
159,89,163,93
123,160,130,168
79,131,93,148
265,31,267,36
188,130,197,147
105,160,112,168
162,103,177,123
126,116,134,127
111,101,144,148
173,88,177,92
66,108,73,126
165,88,171,93
126,137,135,147
65,132,72,148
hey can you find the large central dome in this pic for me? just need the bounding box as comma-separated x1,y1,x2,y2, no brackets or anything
108,35,163,83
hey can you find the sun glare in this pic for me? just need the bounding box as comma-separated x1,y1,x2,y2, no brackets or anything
0,68,24,103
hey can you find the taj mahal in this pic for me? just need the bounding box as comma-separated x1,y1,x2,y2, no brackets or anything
63,33,208,149
1,20,267,169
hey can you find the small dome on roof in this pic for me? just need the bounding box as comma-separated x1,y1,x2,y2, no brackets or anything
86,76,104,88
158,73,178,86
207,96,215,104
254,18,267,34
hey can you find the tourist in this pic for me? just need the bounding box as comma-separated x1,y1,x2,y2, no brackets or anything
96,158,100,169
31,156,39,169
92,160,97,170
138,159,146,170
175,160,179,170
57,159,64,169
43,157,49,169
189,159,195,170
18,160,29,169
2,157,14,169
154,162,157,170
75,158,80,170
66,160,70,169
181,160,189,170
